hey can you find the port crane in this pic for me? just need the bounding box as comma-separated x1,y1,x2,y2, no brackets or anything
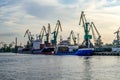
68,30,77,45
24,29,34,48
113,27,120,46
51,20,62,46
79,11,92,47
90,22,103,47
24,29,34,43
39,26,46,43
45,23,51,44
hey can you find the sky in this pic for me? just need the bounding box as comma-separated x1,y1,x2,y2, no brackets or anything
0,0,120,46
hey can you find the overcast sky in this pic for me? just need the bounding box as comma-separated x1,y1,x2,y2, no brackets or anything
0,0,120,45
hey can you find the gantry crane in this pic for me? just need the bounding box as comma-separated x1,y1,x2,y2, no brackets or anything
39,26,46,42
79,11,92,47
45,23,51,44
90,22,103,47
113,27,120,46
68,30,77,45
51,20,62,46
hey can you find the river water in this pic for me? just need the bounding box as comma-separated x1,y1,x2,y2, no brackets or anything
0,53,120,80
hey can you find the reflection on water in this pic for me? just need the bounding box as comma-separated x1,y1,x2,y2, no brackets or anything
82,57,92,80
0,53,120,80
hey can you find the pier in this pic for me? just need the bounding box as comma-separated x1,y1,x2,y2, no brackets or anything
93,52,120,56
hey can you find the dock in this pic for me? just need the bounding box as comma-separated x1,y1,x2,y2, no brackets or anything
93,52,120,56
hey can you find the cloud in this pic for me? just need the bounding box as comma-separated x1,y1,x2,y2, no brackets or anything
103,0,120,7
0,32,23,45
0,0,17,7
58,0,78,5
24,2,58,20
0,32,20,37
0,0,120,44
23,1,78,22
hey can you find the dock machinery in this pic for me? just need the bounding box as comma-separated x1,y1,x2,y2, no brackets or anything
44,23,51,44
68,30,77,45
90,22,103,47
24,29,34,48
51,20,62,46
113,27,120,47
79,11,93,48
39,26,46,43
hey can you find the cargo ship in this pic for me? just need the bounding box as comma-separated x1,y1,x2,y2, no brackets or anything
32,47,54,55
55,40,93,56
31,40,55,55
55,44,78,55
55,45,93,56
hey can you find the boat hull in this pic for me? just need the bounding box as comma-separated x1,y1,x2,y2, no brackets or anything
55,52,76,55
32,47,54,55
75,48,93,56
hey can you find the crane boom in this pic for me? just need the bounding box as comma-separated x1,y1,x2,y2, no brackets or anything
90,22,103,47
90,25,96,43
113,27,120,46
79,11,92,47
54,20,62,38
68,30,77,45
114,27,120,34
79,11,87,31
45,23,51,44
24,29,34,43
24,29,29,37
91,22,100,36
39,26,46,42
51,20,62,46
